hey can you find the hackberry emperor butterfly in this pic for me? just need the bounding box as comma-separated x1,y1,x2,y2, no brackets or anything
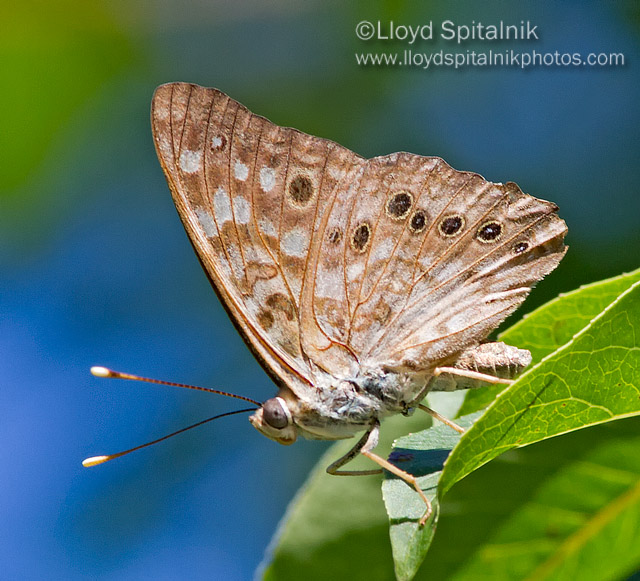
148,82,567,524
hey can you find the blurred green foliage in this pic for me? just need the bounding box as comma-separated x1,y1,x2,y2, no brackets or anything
0,1,133,195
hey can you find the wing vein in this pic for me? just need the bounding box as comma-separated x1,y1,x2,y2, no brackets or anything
371,210,560,361
350,159,398,319
354,159,438,310
362,176,494,356
227,105,250,287
204,94,236,280
394,302,519,355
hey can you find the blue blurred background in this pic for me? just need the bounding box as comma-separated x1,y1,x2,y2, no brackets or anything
1,1,639,579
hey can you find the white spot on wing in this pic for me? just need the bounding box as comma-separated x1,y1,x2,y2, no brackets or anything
243,245,261,262
217,257,232,280
252,278,282,308
391,278,405,293
213,187,232,223
281,227,309,258
154,103,170,122
347,261,364,281
234,161,249,181
260,167,276,192
157,139,173,161
316,265,344,298
194,207,218,238
328,166,344,180
233,196,251,224
179,150,202,173
370,238,395,264
259,218,277,238
419,255,433,270
226,243,244,280
211,136,223,149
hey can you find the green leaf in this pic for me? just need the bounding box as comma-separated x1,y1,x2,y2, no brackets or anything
416,416,640,580
260,412,432,581
460,268,640,416
383,413,482,581
388,275,640,578
441,278,640,497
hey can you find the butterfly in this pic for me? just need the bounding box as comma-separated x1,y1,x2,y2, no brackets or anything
142,83,567,524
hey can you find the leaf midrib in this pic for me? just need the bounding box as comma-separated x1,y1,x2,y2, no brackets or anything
524,476,640,580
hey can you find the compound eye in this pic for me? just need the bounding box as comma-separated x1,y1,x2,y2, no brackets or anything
262,398,289,429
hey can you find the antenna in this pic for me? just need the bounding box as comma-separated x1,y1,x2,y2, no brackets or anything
83,408,255,466
90,366,261,406
83,366,261,467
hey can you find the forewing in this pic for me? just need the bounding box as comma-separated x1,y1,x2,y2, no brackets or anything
151,83,364,394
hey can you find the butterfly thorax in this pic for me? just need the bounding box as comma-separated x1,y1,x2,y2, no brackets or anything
249,366,425,445
249,341,535,445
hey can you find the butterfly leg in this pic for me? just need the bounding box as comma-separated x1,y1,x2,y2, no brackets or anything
327,421,433,526
418,365,515,434
417,403,466,434
326,426,383,477
432,366,514,386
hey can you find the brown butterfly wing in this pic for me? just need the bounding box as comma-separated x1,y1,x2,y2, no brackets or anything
152,83,567,398
306,152,567,374
151,83,365,395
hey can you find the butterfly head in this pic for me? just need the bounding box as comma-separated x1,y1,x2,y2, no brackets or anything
249,396,298,445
